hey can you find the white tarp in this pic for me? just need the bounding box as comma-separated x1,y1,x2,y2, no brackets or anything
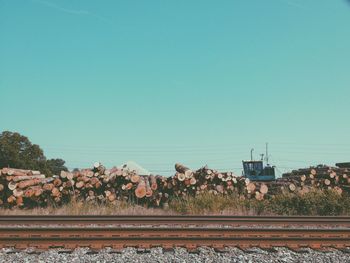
118,160,151,176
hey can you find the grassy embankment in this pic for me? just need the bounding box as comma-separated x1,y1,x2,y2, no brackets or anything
1,189,349,216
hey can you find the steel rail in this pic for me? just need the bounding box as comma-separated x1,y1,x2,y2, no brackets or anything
1,215,350,224
0,226,349,250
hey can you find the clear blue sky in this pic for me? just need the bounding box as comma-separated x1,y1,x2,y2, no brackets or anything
1,0,350,176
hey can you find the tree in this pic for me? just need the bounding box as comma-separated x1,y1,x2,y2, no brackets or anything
0,131,67,175
46,158,68,175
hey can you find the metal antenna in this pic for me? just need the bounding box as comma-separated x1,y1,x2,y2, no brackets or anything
250,148,254,161
260,154,264,161
266,142,269,165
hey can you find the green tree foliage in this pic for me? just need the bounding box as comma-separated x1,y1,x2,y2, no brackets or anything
0,131,67,175
46,158,68,175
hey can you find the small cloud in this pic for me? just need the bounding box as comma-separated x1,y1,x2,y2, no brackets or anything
32,0,111,23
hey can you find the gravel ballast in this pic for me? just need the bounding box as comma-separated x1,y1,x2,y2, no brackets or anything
0,247,349,263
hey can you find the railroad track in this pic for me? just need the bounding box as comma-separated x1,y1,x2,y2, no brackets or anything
0,215,349,250
1,215,350,226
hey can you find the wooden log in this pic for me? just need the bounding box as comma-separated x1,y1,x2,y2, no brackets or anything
176,173,186,182
86,170,94,178
29,171,41,175
53,178,62,187
65,180,74,188
12,175,46,182
7,169,28,177
8,181,17,191
85,183,93,189
135,186,146,199
324,179,331,186
3,168,31,176
1,167,9,175
7,195,16,204
17,179,43,189
90,177,99,186
131,173,140,183
145,178,153,198
82,176,90,183
255,191,264,201
95,181,102,189
60,170,67,179
43,183,54,191
6,176,14,181
75,181,84,189
330,171,337,179
175,163,193,178
149,175,158,191
175,163,190,174
289,183,296,192
135,178,146,198
190,177,197,185
246,182,256,193
260,184,268,194
67,172,74,180
51,187,60,197
13,188,24,197
34,187,43,197
16,196,24,206
24,188,35,198
108,193,116,202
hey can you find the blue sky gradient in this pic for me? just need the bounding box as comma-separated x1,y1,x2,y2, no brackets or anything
1,0,350,175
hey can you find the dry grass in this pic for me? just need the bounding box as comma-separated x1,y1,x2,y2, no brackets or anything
1,190,350,216
168,193,272,215
266,189,350,216
169,190,350,216
0,199,175,216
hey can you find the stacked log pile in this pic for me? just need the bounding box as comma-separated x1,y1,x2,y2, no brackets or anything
168,164,245,197
167,163,268,200
57,163,170,207
1,163,350,209
0,168,54,208
282,165,350,195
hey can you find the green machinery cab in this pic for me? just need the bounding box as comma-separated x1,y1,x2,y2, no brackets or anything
242,146,276,181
